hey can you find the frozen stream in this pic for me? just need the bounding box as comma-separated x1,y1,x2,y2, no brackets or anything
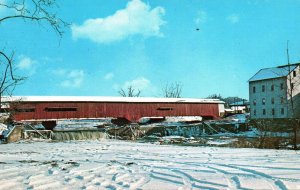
0,140,300,189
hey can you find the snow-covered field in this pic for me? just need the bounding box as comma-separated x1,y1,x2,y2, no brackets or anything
0,140,300,190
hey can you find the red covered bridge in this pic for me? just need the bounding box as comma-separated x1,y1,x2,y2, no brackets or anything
3,96,224,129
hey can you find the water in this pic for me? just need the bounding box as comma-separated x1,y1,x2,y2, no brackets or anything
52,130,108,141
25,130,108,141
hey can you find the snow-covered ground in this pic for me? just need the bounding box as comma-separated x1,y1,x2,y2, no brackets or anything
1,140,300,190
223,114,250,124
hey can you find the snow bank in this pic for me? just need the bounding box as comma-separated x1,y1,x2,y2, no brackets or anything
224,113,250,123
165,116,202,123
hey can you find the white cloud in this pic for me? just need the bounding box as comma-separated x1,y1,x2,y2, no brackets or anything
122,77,150,91
17,56,37,76
117,77,158,96
60,70,85,88
195,10,207,24
226,14,240,24
104,72,114,80
17,56,36,70
71,0,165,43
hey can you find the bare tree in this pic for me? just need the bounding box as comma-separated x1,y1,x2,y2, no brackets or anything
118,86,141,97
286,41,300,150
0,52,26,107
162,82,182,98
0,0,67,111
0,0,67,35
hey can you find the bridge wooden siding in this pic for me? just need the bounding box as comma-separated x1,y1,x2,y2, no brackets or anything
12,102,221,121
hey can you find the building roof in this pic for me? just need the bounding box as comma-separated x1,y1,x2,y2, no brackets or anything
248,63,300,82
2,96,224,104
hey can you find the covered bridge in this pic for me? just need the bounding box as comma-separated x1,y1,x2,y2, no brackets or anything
2,96,225,129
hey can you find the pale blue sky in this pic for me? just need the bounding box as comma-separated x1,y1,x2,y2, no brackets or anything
1,0,300,99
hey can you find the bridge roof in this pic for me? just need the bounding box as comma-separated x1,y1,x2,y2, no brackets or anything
3,96,224,104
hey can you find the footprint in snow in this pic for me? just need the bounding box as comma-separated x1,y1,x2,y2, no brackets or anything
48,169,53,175
75,175,84,180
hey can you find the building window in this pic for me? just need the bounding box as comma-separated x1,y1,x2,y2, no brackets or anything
263,109,266,115
157,107,173,111
293,70,297,77
253,86,256,93
15,108,36,112
262,98,266,105
271,97,274,104
272,108,275,115
281,97,285,104
280,83,284,90
281,108,284,115
253,109,256,116
253,99,256,106
45,107,77,112
262,85,265,92
271,85,274,91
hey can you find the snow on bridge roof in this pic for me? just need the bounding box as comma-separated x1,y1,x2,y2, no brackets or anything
4,96,224,104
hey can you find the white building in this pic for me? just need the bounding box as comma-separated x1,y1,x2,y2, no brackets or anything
229,100,249,114
249,63,300,119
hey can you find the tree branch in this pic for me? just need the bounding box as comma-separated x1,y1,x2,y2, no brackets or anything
163,82,182,98
118,86,141,97
0,0,69,37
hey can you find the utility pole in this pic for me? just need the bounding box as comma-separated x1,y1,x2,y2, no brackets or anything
286,40,298,150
